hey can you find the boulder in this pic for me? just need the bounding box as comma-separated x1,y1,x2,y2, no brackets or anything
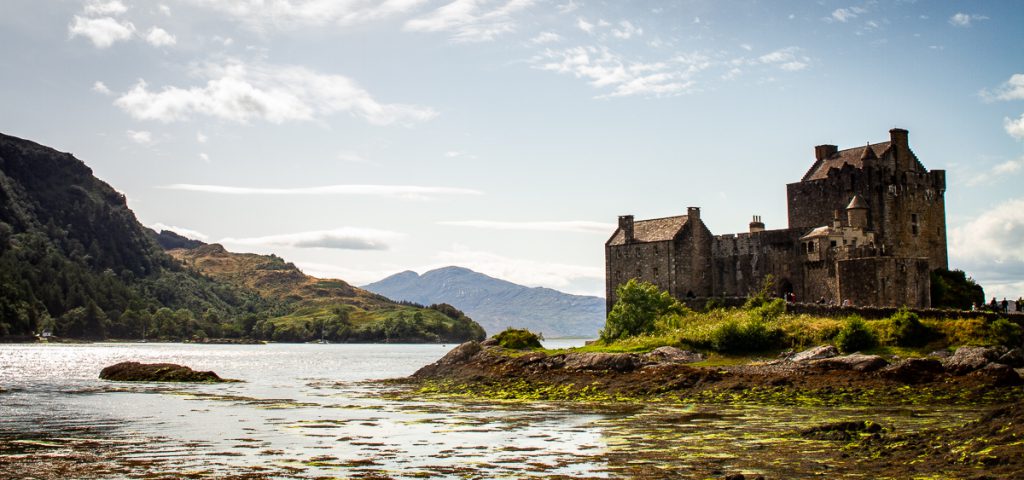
435,341,482,367
942,346,1004,375
563,352,642,372
928,349,952,359
99,362,224,382
789,345,839,363
810,353,888,372
879,358,945,383
643,346,705,364
998,348,1024,368
968,363,1023,386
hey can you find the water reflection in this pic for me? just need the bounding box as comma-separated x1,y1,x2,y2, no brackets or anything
0,342,980,478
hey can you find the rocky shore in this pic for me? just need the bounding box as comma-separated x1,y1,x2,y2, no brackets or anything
99,362,227,382
408,342,1024,478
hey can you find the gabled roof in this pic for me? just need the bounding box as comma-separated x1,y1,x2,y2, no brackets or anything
802,141,891,181
607,215,688,246
800,225,834,240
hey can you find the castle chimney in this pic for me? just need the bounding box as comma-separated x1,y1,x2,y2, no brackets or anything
889,128,908,148
833,209,842,228
749,215,765,233
618,215,634,243
815,144,838,161
687,207,701,223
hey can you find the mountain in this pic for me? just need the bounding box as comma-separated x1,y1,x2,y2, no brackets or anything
362,266,606,338
167,244,484,343
0,132,483,343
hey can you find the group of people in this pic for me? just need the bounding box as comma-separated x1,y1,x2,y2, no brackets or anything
979,297,1023,314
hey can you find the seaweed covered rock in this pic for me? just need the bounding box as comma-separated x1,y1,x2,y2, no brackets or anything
99,362,224,382
800,420,884,441
880,358,945,383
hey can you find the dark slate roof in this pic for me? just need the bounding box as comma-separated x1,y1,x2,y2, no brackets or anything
607,215,688,246
802,141,891,181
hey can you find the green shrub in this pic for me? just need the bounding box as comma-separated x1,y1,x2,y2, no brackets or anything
835,316,877,353
709,316,782,353
888,308,930,347
750,297,786,322
703,297,725,311
743,274,775,309
493,328,543,350
987,318,1023,347
602,279,686,342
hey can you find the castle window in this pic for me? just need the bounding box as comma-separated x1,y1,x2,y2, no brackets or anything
911,213,919,236
830,240,837,248
653,267,659,277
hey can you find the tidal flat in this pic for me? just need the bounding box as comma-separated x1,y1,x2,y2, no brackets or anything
1,342,1019,479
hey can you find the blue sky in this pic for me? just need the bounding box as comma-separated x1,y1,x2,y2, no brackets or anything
1,0,1022,298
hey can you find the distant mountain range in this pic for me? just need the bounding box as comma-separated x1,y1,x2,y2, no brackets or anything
363,266,605,338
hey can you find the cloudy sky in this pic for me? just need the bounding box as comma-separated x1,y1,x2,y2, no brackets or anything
1,0,1022,298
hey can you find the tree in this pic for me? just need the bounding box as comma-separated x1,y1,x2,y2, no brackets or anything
930,269,984,310
601,279,685,342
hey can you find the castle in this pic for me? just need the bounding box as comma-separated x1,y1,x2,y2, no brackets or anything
605,128,947,312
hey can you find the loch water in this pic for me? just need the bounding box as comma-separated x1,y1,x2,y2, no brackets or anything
0,342,982,478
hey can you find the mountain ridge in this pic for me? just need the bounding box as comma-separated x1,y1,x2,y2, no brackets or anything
363,266,605,338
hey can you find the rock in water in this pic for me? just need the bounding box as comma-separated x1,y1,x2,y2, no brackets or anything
99,362,224,382
942,346,1004,375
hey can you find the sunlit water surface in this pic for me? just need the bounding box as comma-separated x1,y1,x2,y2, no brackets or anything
0,342,980,479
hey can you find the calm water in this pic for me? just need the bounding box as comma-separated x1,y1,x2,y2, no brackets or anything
0,342,981,479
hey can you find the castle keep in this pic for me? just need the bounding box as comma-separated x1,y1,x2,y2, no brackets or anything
605,128,947,312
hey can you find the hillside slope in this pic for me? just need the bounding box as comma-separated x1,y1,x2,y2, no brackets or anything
169,245,485,343
363,266,605,337
0,132,271,339
0,132,483,343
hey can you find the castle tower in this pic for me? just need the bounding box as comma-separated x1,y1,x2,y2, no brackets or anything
846,195,869,229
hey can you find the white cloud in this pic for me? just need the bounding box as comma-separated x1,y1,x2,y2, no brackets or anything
84,0,128,16
199,152,210,162
611,20,642,39
556,0,579,14
113,59,437,126
577,18,594,33
758,46,809,71
145,27,176,46
221,227,403,250
161,183,482,199
949,12,987,27
92,81,112,95
530,31,561,44
184,0,429,30
951,198,1024,289
981,74,1024,102
149,222,209,241
438,220,615,234
404,0,536,42
159,4,172,15
535,45,707,98
1005,114,1024,140
126,129,152,144
337,151,370,163
196,131,208,143
428,244,604,290
68,15,135,48
966,156,1024,186
830,7,865,23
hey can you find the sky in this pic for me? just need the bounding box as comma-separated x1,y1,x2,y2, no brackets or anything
1,0,1022,299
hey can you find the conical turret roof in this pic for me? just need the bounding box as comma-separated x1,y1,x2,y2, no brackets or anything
846,194,869,210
